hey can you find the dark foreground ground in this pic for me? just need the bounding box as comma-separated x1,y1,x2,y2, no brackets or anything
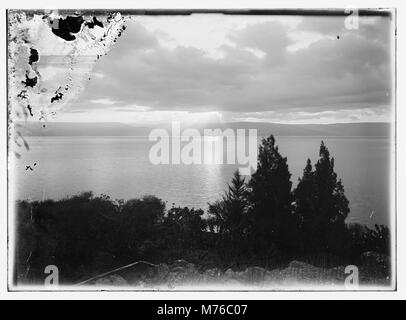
79,252,391,289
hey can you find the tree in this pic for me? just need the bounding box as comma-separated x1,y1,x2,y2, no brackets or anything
118,195,166,260
208,170,249,239
294,141,350,252
248,135,292,258
293,158,317,249
208,170,251,266
162,206,206,251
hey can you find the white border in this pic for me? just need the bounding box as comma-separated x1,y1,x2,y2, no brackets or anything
0,0,404,300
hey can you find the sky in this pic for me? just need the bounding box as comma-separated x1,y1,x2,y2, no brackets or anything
50,13,394,125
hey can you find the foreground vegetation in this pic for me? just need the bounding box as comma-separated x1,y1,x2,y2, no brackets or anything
14,136,390,285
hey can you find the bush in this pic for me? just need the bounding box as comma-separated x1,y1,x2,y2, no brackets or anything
13,136,391,284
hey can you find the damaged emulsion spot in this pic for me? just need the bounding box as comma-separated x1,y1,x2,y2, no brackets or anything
50,92,63,103
28,48,39,65
9,10,127,162
50,15,84,41
27,105,33,117
22,73,38,88
25,163,37,171
85,16,104,29
116,25,126,39
17,90,28,100
50,87,64,103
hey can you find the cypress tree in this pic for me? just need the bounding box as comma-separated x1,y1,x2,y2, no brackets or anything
294,141,350,253
248,135,292,258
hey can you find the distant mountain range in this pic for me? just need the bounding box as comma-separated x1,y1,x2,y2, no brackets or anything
14,121,391,137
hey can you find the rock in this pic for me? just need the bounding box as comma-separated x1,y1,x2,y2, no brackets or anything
239,266,271,284
198,268,223,283
153,263,170,283
132,280,147,287
166,261,200,286
224,268,236,278
94,274,128,286
84,258,389,288
170,260,197,273
281,261,346,284
223,278,242,286
288,260,314,269
170,259,191,268
326,266,346,281
115,261,158,284
204,268,222,278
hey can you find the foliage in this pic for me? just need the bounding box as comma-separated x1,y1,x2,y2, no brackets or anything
294,142,350,253
247,135,293,260
14,136,390,285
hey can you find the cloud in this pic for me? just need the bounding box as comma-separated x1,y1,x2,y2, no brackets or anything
227,21,293,65
89,98,118,105
113,105,151,112
62,15,393,124
298,16,347,35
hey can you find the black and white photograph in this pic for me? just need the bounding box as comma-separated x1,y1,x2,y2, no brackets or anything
6,7,396,292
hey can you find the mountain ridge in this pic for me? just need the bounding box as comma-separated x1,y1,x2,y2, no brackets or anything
13,121,391,137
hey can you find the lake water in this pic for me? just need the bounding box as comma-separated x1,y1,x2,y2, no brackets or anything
10,136,393,227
